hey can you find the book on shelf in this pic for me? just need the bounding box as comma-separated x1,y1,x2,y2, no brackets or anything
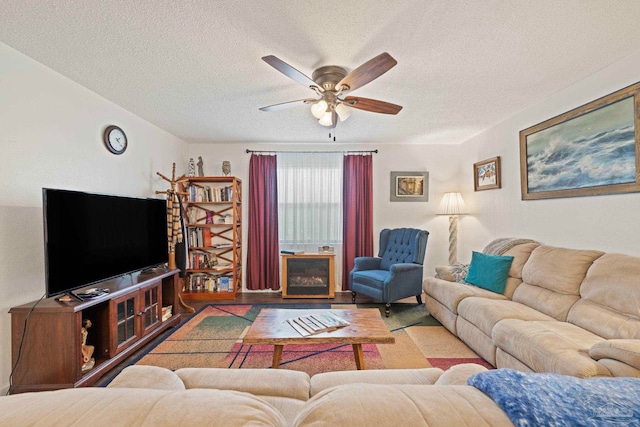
212,242,233,248
286,312,349,337
187,184,234,203
184,274,233,293
189,251,217,269
280,250,304,255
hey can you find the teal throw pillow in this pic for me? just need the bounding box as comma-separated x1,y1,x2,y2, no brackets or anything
465,251,514,294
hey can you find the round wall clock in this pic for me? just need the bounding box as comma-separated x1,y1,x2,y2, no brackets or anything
103,125,128,155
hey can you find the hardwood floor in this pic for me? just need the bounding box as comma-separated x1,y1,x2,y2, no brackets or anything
183,290,374,312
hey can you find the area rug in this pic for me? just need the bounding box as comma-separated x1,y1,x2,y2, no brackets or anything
130,303,491,377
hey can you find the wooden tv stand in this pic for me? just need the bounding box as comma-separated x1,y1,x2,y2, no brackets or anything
9,269,182,393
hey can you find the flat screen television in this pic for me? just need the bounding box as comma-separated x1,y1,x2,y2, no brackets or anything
43,188,168,298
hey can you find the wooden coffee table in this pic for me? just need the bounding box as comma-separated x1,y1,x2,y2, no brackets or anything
242,308,395,370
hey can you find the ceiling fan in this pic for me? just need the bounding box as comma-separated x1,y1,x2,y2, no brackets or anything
259,52,402,128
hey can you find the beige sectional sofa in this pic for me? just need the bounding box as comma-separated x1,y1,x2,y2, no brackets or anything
0,364,517,426
423,241,640,378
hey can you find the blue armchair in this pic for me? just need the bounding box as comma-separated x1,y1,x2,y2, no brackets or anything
350,228,429,317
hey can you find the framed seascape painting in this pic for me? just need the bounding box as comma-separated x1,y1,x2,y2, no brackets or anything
520,82,640,200
474,156,501,191
390,171,429,202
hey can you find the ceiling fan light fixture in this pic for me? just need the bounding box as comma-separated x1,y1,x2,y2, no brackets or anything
261,53,401,127
335,103,352,122
318,111,334,126
311,100,328,119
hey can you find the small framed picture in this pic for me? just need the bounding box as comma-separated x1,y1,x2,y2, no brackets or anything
390,171,429,202
474,156,501,191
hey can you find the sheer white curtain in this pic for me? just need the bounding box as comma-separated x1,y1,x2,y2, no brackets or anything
277,152,344,288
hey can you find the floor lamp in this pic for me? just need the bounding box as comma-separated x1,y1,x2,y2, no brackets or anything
437,192,467,265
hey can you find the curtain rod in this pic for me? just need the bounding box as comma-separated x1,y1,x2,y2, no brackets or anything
246,149,378,154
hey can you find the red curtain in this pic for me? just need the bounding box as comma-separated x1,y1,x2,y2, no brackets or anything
246,154,280,290
342,154,374,289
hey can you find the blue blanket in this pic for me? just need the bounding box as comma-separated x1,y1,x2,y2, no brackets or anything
468,369,640,426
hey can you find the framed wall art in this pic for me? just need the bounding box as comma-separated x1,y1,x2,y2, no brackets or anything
390,171,429,202
520,81,640,200
474,156,501,191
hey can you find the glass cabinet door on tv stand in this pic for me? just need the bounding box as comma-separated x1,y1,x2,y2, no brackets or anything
8,269,181,393
108,280,162,356
180,176,242,300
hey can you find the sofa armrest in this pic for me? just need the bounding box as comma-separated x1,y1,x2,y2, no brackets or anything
589,339,640,370
389,263,422,274
435,363,489,385
353,256,382,271
310,368,444,397
175,368,311,401
434,263,469,282
434,265,456,281
108,365,186,390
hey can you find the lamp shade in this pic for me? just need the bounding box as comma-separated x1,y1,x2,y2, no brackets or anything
334,103,352,122
318,111,334,126
437,192,467,215
311,100,329,119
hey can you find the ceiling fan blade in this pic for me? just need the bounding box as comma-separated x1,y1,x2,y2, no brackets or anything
336,52,397,92
259,99,317,112
262,55,318,88
343,96,403,115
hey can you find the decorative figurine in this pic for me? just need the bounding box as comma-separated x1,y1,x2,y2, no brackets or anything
222,161,231,176
81,319,95,373
187,158,196,176
197,156,204,176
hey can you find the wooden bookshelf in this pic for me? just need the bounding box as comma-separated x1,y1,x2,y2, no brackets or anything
180,176,242,300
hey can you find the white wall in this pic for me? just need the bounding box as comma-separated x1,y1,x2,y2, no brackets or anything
0,43,187,393
187,142,463,292
456,49,640,261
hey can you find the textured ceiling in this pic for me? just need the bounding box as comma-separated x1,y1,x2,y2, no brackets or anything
2,1,640,144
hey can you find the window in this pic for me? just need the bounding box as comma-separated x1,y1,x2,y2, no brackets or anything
277,152,344,285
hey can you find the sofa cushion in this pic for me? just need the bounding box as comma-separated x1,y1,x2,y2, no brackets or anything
501,242,540,280
514,244,603,322
512,283,581,321
176,368,311,401
567,253,640,338
310,367,443,396
107,365,186,390
293,384,514,427
259,396,306,427
579,253,640,316
492,319,610,378
520,246,603,295
457,297,555,337
423,277,507,315
0,388,287,426
567,299,640,340
465,252,514,294
589,340,640,370
456,317,499,365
